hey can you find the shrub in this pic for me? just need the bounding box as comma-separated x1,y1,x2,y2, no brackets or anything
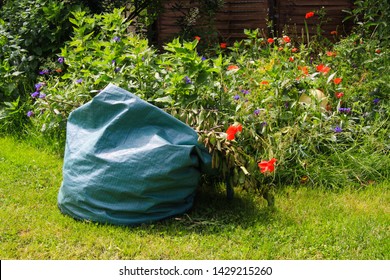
29,9,158,142
344,0,390,48
0,0,87,134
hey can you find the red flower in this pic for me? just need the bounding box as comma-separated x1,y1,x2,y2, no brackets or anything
336,92,344,99
226,124,243,140
330,30,338,35
258,158,277,173
194,36,201,41
305,11,315,19
220,42,227,49
326,51,336,57
267,38,274,44
227,65,239,71
289,56,294,62
291,47,298,53
375,49,381,54
282,36,291,43
261,80,269,85
333,77,342,85
298,66,309,75
316,64,331,74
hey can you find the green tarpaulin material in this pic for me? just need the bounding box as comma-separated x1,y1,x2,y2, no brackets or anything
58,84,212,225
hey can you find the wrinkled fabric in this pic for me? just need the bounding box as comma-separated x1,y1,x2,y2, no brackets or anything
58,84,211,225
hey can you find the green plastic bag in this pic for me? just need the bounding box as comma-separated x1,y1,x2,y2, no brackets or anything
58,84,212,225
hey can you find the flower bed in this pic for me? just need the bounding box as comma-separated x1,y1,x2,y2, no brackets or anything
22,9,389,204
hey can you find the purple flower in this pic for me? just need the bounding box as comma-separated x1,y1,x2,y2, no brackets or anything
184,76,192,84
27,111,34,117
39,69,50,75
35,83,44,91
334,126,342,133
58,57,64,64
240,89,250,95
75,78,83,84
114,67,121,73
31,91,40,98
261,121,267,127
373,98,380,105
233,94,240,100
254,109,260,115
38,93,46,99
113,36,121,42
339,107,351,114
201,56,207,61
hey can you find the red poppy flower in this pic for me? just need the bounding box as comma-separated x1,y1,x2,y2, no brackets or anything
289,57,294,62
258,158,277,173
226,124,242,140
220,42,227,49
316,64,331,74
267,38,274,44
227,65,239,71
291,47,298,53
333,77,342,85
305,11,314,19
282,36,291,43
375,49,381,54
194,36,201,41
330,30,338,35
336,92,344,99
261,80,269,85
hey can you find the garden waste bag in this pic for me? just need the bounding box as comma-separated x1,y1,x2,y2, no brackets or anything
58,84,212,225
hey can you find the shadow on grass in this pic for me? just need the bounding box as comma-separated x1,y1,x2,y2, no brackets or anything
138,185,281,235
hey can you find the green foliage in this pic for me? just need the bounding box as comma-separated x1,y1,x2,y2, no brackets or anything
0,0,87,133
0,0,80,58
29,9,158,141
344,0,390,47
69,0,163,35
0,97,30,135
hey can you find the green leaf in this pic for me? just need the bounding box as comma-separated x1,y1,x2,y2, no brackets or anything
154,96,173,104
240,166,250,175
11,71,24,76
327,72,336,84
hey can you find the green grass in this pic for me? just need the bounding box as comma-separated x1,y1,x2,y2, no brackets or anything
0,136,389,260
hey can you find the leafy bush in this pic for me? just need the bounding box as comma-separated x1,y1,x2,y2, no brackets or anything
344,0,390,47
0,0,80,58
0,0,87,134
28,9,158,141
0,20,32,134
0,20,31,101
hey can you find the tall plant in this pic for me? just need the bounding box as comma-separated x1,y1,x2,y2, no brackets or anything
344,0,390,47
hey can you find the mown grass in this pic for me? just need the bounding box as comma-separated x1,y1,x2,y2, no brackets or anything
0,136,389,260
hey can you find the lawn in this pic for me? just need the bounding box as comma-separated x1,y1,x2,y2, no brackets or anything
0,136,389,260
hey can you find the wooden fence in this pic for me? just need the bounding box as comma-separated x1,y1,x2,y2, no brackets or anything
154,0,354,45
